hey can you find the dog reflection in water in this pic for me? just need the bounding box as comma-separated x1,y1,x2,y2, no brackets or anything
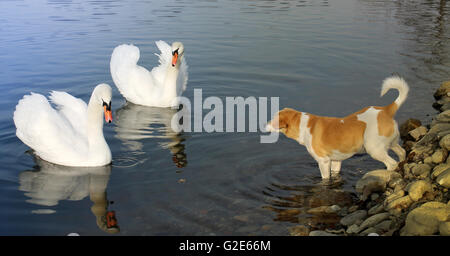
114,102,188,168
19,155,120,234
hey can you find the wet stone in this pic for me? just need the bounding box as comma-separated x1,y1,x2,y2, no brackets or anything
339,210,367,227
309,230,337,236
288,225,310,236
359,212,391,230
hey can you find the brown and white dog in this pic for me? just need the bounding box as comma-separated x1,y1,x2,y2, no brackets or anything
266,76,409,179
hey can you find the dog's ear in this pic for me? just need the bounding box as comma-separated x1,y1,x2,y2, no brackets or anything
268,108,299,134
279,108,298,127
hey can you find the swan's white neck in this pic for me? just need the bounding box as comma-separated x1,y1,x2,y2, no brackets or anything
162,62,180,104
86,95,108,153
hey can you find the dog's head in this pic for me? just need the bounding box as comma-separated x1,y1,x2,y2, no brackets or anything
266,108,301,140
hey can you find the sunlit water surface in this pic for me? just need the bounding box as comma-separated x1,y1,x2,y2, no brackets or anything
0,0,449,235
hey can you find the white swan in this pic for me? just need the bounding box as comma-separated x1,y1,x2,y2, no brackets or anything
13,84,113,167
110,41,188,107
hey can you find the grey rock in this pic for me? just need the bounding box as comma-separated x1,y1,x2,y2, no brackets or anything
385,195,413,212
359,212,391,230
360,227,378,236
411,164,432,178
433,81,450,100
388,178,406,190
368,203,385,215
370,193,380,201
356,170,401,200
400,118,422,140
434,110,450,123
439,134,450,151
374,220,393,232
432,163,450,178
288,225,310,236
309,230,337,236
340,210,368,227
436,168,450,188
384,189,405,206
429,123,450,135
440,102,450,112
424,156,434,165
432,149,447,164
346,224,361,234
409,126,428,141
407,180,432,201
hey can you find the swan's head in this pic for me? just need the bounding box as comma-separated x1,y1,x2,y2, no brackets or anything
93,83,113,123
171,42,184,67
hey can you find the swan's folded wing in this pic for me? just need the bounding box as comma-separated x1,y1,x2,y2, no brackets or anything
151,40,172,85
13,93,88,164
152,40,188,95
49,91,88,137
110,44,155,105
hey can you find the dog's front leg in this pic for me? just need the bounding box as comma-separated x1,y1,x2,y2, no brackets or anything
331,160,342,176
317,158,331,179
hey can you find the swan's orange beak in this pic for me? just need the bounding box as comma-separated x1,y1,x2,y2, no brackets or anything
104,106,113,123
171,51,178,67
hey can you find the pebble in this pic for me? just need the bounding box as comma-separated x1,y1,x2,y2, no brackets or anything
433,81,450,100
368,203,385,215
432,163,450,178
386,196,413,212
359,212,390,230
400,118,422,140
339,210,367,227
360,227,377,236
439,134,450,151
409,126,428,141
388,178,406,190
288,225,310,236
411,164,432,178
436,168,450,188
407,180,432,201
309,230,337,236
348,205,359,213
355,170,401,200
370,193,380,201
384,190,404,206
432,149,447,164
424,156,433,165
374,220,393,233
439,222,450,236
307,205,341,215
346,224,361,234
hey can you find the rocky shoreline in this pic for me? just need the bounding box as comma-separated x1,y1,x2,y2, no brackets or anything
297,81,450,236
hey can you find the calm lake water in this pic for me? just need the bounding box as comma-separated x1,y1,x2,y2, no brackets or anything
0,0,449,235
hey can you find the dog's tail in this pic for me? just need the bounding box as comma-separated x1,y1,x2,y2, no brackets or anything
380,76,409,109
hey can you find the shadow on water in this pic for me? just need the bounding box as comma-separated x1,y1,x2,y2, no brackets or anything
262,174,358,231
114,102,188,169
18,155,120,234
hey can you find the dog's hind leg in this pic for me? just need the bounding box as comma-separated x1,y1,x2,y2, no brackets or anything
367,147,398,171
390,143,406,162
331,160,342,176
317,158,331,179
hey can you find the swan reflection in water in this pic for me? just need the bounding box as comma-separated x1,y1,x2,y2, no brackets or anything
19,157,120,234
114,102,187,168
